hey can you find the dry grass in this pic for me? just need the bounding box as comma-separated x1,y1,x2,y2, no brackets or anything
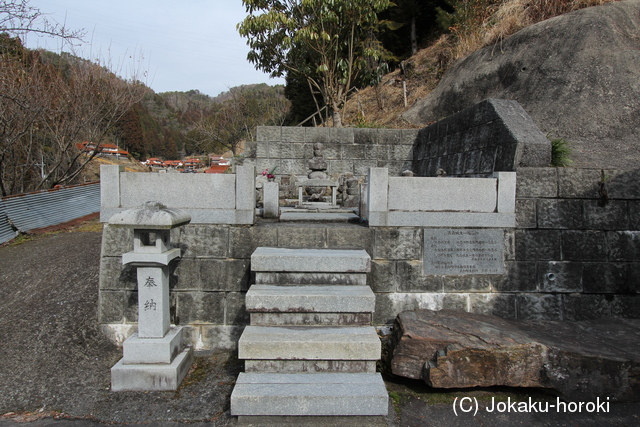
485,0,615,49
342,0,619,128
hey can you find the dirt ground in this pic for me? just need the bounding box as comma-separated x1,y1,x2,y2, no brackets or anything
0,220,638,426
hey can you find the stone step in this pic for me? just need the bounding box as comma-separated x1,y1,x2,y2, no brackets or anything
238,326,381,361
230,372,388,416
250,312,372,326
245,359,377,373
255,271,367,286
251,247,371,273
279,211,359,222
245,285,375,314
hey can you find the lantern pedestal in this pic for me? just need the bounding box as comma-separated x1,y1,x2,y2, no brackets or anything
108,201,193,391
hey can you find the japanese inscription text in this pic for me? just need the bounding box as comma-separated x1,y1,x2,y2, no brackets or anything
424,229,504,275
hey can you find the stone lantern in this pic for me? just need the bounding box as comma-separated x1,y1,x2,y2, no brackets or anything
108,201,193,391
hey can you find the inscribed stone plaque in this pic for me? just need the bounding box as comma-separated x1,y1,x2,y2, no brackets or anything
424,229,504,275
137,266,170,338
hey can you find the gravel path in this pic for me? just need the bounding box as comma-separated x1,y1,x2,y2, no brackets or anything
0,228,238,425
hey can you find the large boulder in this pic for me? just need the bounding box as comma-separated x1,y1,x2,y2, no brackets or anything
390,309,640,402
403,0,640,170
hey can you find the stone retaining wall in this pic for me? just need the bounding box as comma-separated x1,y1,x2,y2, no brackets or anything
514,167,640,321
243,99,552,183
99,165,640,349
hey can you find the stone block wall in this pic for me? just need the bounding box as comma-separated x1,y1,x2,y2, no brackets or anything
242,126,418,179
411,99,551,177
514,167,640,321
98,112,640,349
98,166,640,349
243,99,551,183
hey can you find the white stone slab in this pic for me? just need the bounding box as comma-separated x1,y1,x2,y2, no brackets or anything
231,372,388,416
235,165,256,212
122,326,183,364
111,347,193,391
235,209,255,225
238,326,381,360
366,168,388,213
388,177,498,212
100,165,123,222
251,247,371,273
120,173,236,210
245,285,375,313
495,171,517,213
279,212,358,222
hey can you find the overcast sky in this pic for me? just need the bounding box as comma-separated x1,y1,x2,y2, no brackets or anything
23,0,285,97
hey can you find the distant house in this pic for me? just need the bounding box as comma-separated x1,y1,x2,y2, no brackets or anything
140,157,205,172
143,158,165,168
209,155,230,166
205,155,230,173
163,160,183,168
77,141,129,158
183,158,202,169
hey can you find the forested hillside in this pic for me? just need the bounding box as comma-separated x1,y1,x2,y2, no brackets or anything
0,34,288,196
122,84,289,160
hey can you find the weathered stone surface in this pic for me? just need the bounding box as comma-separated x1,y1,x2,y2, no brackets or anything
251,247,371,273
390,309,640,401
536,199,584,229
514,230,561,260
245,285,375,313
515,168,558,198
250,312,372,327
244,360,377,373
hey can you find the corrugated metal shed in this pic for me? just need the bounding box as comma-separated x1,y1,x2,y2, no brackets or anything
2,182,100,234
0,200,17,244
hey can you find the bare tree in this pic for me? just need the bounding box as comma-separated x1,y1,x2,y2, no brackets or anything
0,0,84,40
0,42,145,196
0,1,147,196
189,85,289,156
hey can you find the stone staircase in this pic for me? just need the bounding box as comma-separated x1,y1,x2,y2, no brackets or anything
230,247,388,417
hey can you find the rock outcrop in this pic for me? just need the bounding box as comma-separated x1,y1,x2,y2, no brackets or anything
403,0,640,170
390,309,640,402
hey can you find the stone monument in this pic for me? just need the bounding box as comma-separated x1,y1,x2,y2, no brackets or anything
108,201,193,391
296,143,338,208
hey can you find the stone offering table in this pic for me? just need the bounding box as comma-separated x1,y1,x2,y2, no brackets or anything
108,201,193,391
296,179,338,208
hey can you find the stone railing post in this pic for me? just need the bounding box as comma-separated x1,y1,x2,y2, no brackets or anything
366,167,389,226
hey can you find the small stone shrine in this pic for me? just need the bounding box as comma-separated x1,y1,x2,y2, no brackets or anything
109,201,193,391
296,142,338,208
